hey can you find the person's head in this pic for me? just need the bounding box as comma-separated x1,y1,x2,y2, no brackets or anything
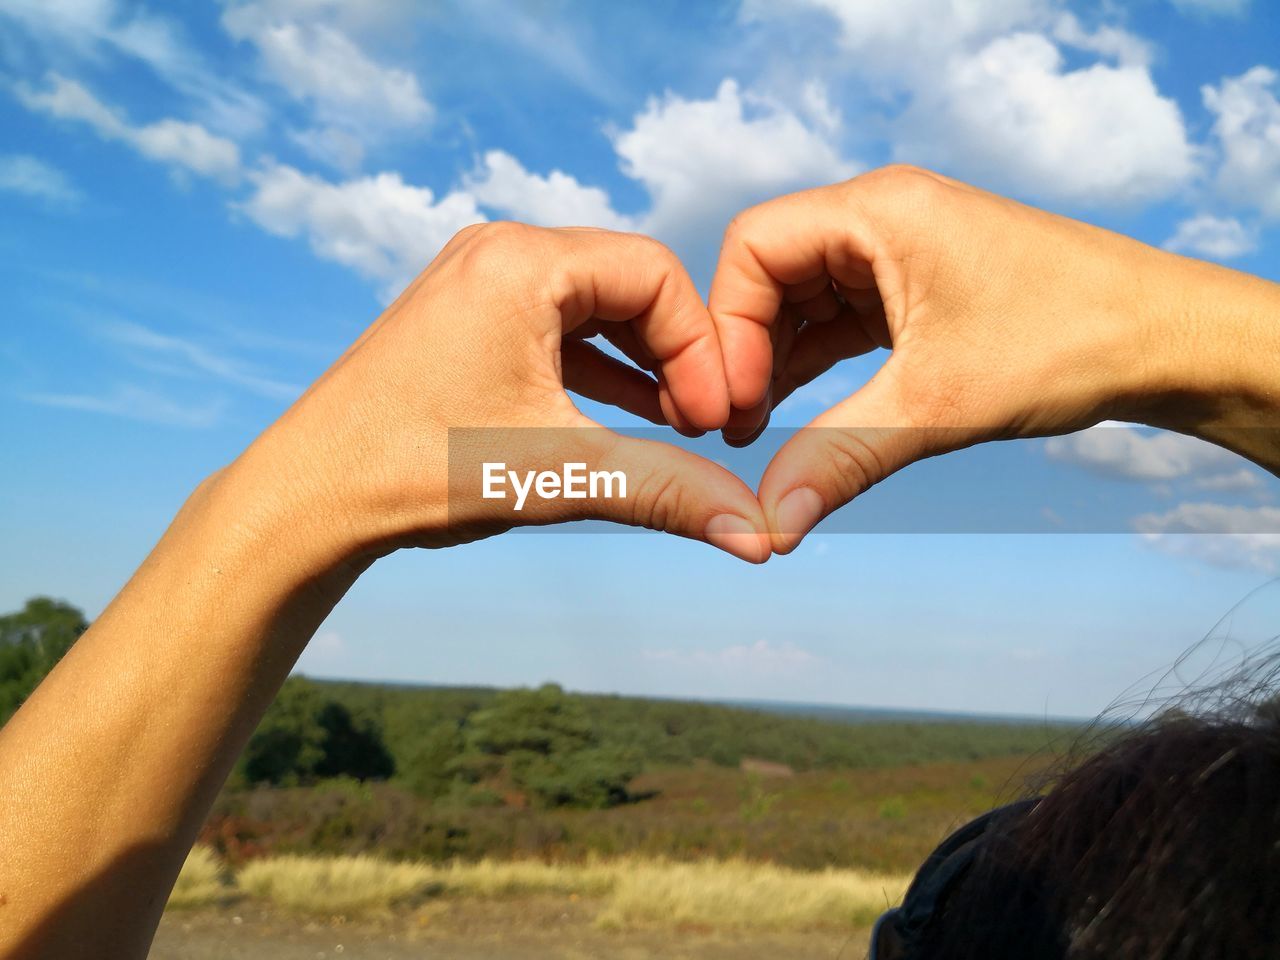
875,703,1280,958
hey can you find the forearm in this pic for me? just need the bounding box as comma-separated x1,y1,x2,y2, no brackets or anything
0,449,366,958
1128,249,1280,471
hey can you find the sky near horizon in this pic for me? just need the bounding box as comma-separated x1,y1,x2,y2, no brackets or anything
3,0,1280,718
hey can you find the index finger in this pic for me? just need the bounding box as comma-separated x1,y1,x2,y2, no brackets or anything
708,184,880,412
554,229,730,431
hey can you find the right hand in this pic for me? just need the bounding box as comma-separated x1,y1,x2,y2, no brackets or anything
228,223,772,566
709,164,1250,553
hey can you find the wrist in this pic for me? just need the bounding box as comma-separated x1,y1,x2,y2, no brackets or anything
1119,249,1280,456
189,438,384,588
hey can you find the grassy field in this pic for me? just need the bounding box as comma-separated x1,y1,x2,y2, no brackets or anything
205,753,1051,872
170,681,1070,955
177,750,1055,936
170,846,909,933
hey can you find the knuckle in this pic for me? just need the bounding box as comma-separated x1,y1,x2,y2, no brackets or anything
633,231,677,265
628,468,683,533
722,207,764,248
459,221,541,268
860,163,935,198
823,430,887,502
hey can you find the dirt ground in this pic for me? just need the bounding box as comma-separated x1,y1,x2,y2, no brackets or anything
151,898,872,960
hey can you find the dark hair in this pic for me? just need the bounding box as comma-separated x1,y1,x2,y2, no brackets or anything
914,586,1280,959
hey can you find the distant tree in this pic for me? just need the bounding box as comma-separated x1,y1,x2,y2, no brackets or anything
463,683,635,808
0,597,88,724
398,720,467,798
240,677,395,786
313,701,395,781
466,683,594,757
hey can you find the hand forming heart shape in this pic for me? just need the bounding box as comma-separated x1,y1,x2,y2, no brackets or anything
246,164,1252,569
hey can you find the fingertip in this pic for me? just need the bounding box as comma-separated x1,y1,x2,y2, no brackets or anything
766,485,826,556
659,369,725,434
721,392,772,447
705,514,772,564
717,319,774,411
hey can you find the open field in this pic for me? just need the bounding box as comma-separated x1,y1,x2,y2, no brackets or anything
162,683,1068,957
205,753,1052,873
168,848,909,930
156,851,902,959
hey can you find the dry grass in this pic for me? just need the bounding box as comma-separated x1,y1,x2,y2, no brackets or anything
432,857,619,898
236,854,436,914
208,853,908,930
167,846,231,909
596,859,907,931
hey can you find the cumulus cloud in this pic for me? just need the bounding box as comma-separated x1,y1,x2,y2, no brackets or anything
1164,214,1257,260
897,32,1195,205
466,151,636,231
1051,13,1152,68
238,162,483,296
743,0,1195,207
615,80,856,253
0,153,79,204
1203,67,1280,219
15,74,241,183
1135,503,1280,572
467,80,855,271
1045,424,1255,485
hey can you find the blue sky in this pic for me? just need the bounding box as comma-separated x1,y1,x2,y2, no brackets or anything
3,0,1280,717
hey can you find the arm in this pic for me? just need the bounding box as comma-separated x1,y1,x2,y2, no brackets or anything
708,164,1280,551
0,225,770,959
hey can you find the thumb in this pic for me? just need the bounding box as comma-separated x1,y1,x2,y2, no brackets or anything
577,430,771,564
759,366,958,555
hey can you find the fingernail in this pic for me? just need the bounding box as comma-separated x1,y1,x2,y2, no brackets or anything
774,487,824,553
705,514,769,564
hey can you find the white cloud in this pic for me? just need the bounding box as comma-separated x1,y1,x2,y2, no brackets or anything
15,74,242,184
743,1,1194,207
615,79,856,262
897,32,1195,206
1203,67,1280,219
238,162,484,297
222,0,432,153
0,153,79,204
1136,501,1280,534
1171,0,1251,16
1135,502,1280,572
1164,214,1257,260
21,384,225,428
1046,425,1251,484
466,150,636,231
467,80,855,271
1192,468,1265,493
1051,13,1152,68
